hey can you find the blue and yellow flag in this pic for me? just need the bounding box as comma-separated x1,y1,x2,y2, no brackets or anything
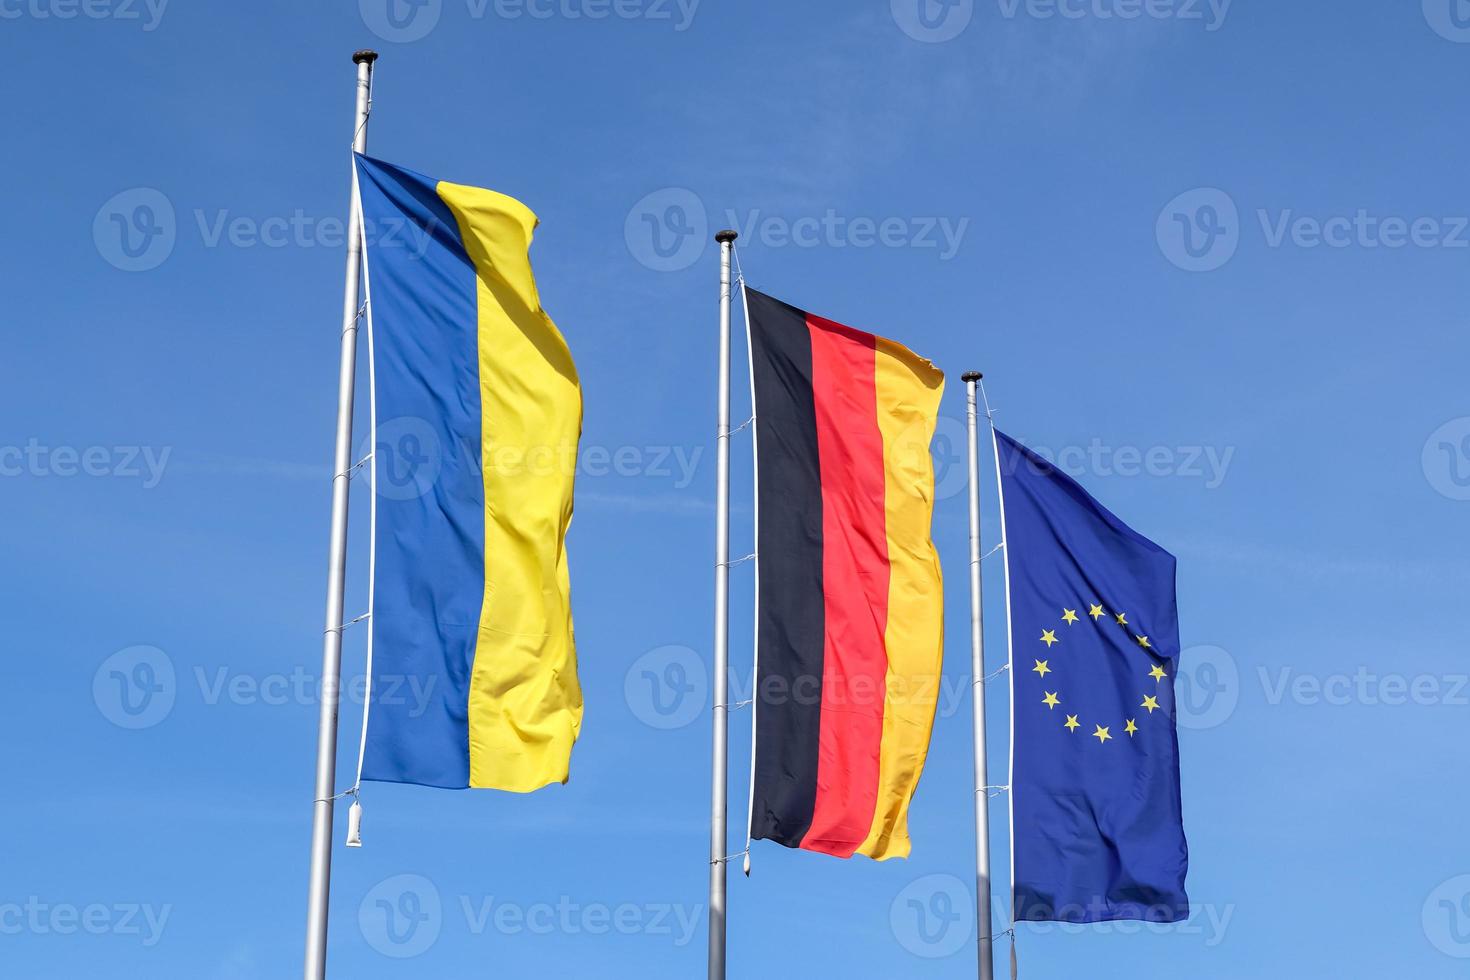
996,429,1189,922
355,154,582,793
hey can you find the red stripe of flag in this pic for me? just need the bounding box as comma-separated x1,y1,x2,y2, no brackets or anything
800,312,892,857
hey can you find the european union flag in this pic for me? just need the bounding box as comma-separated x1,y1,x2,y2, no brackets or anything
995,429,1189,923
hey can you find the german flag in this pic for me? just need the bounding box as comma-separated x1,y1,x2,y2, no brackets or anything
745,287,945,861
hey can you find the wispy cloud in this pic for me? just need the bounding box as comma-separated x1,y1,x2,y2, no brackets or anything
1173,532,1468,586
209,942,261,980
168,453,328,481
578,490,713,515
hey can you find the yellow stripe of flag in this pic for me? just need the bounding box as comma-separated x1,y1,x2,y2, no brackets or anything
858,337,945,859
436,180,583,792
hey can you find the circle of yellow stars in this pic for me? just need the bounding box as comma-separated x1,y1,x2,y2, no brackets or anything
1031,602,1168,745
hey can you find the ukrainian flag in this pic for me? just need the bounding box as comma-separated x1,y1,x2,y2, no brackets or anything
354,154,582,792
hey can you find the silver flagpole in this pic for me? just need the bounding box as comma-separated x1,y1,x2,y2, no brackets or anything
708,228,738,980
303,48,376,980
962,371,995,980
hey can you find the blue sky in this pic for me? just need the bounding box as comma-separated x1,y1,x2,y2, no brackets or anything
4,0,1469,976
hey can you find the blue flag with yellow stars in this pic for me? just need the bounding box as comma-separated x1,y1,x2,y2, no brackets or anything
995,428,1189,923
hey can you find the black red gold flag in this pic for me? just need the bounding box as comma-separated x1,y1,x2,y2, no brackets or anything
745,287,945,861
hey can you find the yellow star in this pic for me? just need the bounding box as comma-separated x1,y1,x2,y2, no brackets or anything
1042,691,1060,710
1141,694,1160,714
1032,659,1051,678
1115,612,1128,626
1064,714,1080,732
1040,629,1058,647
1149,664,1167,682
1092,725,1112,744
1061,609,1079,625
1088,603,1104,621
1124,719,1139,736
1136,635,1151,649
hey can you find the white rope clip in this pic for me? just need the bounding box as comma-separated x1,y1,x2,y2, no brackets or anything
338,451,373,482
981,663,1010,684
324,612,370,636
